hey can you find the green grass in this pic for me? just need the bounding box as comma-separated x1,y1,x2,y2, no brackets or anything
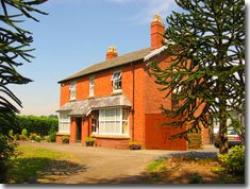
7,145,78,183
147,158,167,173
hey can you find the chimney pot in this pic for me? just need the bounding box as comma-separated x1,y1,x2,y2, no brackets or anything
106,46,118,60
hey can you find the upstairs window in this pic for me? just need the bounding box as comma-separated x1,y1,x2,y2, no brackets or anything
89,76,95,97
112,71,122,91
69,81,76,101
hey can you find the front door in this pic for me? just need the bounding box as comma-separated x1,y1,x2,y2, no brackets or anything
76,117,82,141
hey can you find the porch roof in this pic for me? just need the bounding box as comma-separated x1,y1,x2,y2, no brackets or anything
57,94,131,116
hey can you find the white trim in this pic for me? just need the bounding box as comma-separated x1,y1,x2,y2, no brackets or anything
97,107,129,136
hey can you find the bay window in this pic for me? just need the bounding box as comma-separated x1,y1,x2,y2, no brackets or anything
97,107,129,136
59,113,70,133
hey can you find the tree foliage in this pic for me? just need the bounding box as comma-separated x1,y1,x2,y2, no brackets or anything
149,0,245,153
0,0,47,182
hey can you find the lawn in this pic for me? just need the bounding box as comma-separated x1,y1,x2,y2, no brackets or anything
145,156,244,184
7,144,86,184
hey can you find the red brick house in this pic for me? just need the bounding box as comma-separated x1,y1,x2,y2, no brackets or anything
56,15,210,150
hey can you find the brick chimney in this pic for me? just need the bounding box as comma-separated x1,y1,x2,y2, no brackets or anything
106,46,118,60
151,14,165,50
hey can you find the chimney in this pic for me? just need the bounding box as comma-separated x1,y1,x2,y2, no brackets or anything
150,14,165,50
106,46,118,60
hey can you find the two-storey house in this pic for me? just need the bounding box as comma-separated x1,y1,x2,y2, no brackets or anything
56,15,210,150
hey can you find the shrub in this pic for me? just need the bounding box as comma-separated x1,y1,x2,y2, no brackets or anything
129,141,141,150
34,135,42,142
218,145,245,175
17,115,58,136
85,137,95,146
0,134,16,182
29,133,37,141
21,128,28,138
48,130,56,142
8,130,14,138
62,136,69,144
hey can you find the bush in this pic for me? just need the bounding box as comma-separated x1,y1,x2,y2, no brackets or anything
62,136,69,144
29,133,37,141
21,128,28,138
218,145,245,175
129,141,141,150
35,135,42,142
85,137,95,146
17,115,58,136
48,130,56,142
8,130,14,138
0,134,16,182
29,133,41,142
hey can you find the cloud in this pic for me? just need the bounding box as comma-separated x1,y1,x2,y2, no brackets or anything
107,0,177,24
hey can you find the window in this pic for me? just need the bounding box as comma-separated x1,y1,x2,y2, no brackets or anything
59,113,70,133
112,71,122,91
172,68,181,110
97,107,129,136
69,81,76,101
91,110,99,133
172,87,181,110
89,76,95,97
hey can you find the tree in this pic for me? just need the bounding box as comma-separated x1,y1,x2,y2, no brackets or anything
0,0,47,182
149,0,245,153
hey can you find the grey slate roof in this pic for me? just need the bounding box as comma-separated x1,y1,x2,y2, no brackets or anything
57,94,131,116
58,48,151,83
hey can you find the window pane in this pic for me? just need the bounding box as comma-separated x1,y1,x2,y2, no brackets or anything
122,109,129,120
122,121,128,134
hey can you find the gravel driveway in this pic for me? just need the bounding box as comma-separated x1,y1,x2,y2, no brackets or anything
20,142,218,184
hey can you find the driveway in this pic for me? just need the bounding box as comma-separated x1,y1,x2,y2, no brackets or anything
20,142,218,184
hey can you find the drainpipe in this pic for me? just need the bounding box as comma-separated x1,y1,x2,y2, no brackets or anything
131,62,135,141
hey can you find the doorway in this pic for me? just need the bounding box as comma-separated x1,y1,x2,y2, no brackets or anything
76,117,82,142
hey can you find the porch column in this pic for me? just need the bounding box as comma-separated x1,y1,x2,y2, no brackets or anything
70,117,77,143
81,116,90,144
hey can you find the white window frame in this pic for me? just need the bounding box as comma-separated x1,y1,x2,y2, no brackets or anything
69,81,77,101
89,76,95,97
97,107,129,136
58,113,70,134
112,71,122,92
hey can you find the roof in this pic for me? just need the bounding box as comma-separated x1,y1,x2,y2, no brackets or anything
57,94,131,116
58,48,151,83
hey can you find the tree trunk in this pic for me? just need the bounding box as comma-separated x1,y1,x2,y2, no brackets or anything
218,89,229,154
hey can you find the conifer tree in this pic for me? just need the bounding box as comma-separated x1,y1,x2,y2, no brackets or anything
0,0,47,182
150,0,245,153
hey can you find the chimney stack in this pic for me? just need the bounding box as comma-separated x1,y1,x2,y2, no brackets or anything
106,46,118,60
150,14,165,50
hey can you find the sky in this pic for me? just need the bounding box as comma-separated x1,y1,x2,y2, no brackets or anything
9,0,180,115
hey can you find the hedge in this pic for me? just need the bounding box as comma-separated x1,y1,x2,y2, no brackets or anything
17,115,58,136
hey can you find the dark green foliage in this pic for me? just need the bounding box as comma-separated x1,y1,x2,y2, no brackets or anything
17,115,58,136
149,0,245,154
48,130,56,142
0,134,17,182
0,0,47,182
218,145,244,175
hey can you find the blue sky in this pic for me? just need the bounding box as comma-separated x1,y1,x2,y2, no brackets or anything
10,0,179,115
